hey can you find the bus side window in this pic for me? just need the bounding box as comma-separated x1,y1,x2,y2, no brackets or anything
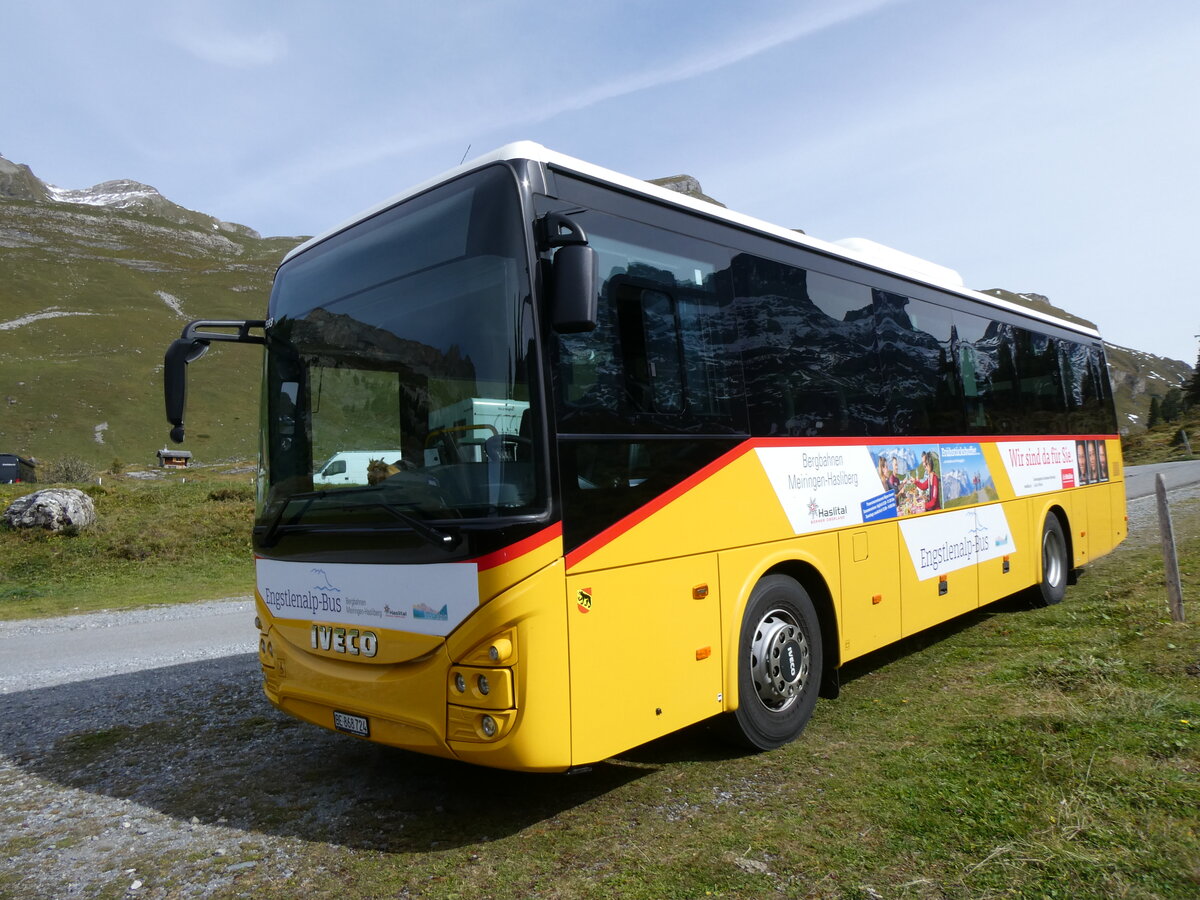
956,313,1020,434
616,284,684,414
1016,330,1067,434
733,256,883,437
875,293,963,435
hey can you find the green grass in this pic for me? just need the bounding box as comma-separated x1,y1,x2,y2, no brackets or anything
0,466,254,618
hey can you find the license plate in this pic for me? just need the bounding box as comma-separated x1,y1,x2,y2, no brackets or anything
333,710,370,737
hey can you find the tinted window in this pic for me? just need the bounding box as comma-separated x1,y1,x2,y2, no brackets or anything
553,215,744,434
732,256,885,436
1014,329,1067,434
1062,340,1113,434
875,293,963,435
956,315,1023,434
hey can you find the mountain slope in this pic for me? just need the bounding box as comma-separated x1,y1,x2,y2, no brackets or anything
0,157,303,466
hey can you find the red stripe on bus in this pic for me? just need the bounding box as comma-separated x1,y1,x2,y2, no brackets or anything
473,522,563,572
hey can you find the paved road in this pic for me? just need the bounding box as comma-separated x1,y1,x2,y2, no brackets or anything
3,461,1199,692
0,598,256,693
1124,459,1200,500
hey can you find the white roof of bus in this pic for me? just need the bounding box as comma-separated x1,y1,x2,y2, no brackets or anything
284,141,1099,340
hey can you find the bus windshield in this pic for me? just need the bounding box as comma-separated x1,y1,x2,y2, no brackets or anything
256,165,541,539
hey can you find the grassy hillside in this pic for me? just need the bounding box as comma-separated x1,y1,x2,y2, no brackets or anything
0,195,302,467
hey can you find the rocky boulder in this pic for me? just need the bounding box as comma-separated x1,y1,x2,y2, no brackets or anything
2,488,97,533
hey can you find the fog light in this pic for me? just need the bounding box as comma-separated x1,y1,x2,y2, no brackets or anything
480,715,498,738
487,637,512,662
454,673,467,693
477,674,490,695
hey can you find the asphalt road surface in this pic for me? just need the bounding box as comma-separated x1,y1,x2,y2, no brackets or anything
3,460,1200,691
1124,459,1200,500
0,598,256,694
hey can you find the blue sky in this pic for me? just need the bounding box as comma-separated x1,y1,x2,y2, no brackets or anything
5,0,1198,365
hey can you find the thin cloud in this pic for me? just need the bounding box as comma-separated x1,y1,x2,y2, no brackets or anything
550,0,905,116
167,20,287,68
244,0,906,200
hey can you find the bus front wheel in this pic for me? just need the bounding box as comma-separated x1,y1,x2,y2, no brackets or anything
1029,514,1069,607
731,574,823,750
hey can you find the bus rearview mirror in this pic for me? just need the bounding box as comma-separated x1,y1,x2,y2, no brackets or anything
163,319,266,444
164,338,209,444
551,244,599,334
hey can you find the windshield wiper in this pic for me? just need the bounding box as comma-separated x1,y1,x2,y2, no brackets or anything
257,486,459,551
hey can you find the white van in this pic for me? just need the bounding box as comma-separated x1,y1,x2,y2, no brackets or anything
313,450,404,486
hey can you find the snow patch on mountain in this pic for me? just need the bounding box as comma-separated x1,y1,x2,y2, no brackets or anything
47,179,165,210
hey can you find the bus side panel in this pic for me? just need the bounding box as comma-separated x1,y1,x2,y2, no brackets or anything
447,560,574,772
717,533,841,713
977,498,1033,606
1066,491,1089,569
837,524,902,663
898,518,980,638
566,554,723,765
1085,483,1115,560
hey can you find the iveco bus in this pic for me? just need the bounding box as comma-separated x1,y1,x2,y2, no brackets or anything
164,143,1124,771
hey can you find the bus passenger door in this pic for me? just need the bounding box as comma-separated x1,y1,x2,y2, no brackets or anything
566,554,724,764
837,524,902,662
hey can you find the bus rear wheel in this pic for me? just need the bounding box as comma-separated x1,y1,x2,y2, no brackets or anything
1029,514,1068,607
731,574,823,750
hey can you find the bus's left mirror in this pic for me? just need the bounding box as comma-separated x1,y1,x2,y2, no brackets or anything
163,319,266,444
551,243,599,334
164,338,209,444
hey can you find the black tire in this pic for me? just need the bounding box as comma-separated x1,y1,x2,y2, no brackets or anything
730,574,823,750
1029,514,1069,607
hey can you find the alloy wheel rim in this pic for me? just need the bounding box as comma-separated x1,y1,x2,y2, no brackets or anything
749,607,810,711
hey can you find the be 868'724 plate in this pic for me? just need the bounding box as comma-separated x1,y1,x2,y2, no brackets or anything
333,710,370,737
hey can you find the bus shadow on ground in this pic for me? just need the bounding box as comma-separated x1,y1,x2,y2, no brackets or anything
0,655,649,853
0,593,1040,853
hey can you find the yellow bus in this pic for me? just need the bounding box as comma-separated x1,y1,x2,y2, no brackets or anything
164,143,1125,771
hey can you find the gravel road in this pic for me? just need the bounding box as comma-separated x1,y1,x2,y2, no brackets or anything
0,598,256,695
1,470,1196,897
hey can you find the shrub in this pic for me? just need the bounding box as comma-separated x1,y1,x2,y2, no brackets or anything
207,486,254,502
42,456,95,484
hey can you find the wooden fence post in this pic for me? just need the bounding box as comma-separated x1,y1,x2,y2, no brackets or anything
1156,473,1185,622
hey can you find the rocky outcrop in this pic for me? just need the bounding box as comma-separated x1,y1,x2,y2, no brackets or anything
2,489,97,533
0,155,50,201
648,174,727,207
